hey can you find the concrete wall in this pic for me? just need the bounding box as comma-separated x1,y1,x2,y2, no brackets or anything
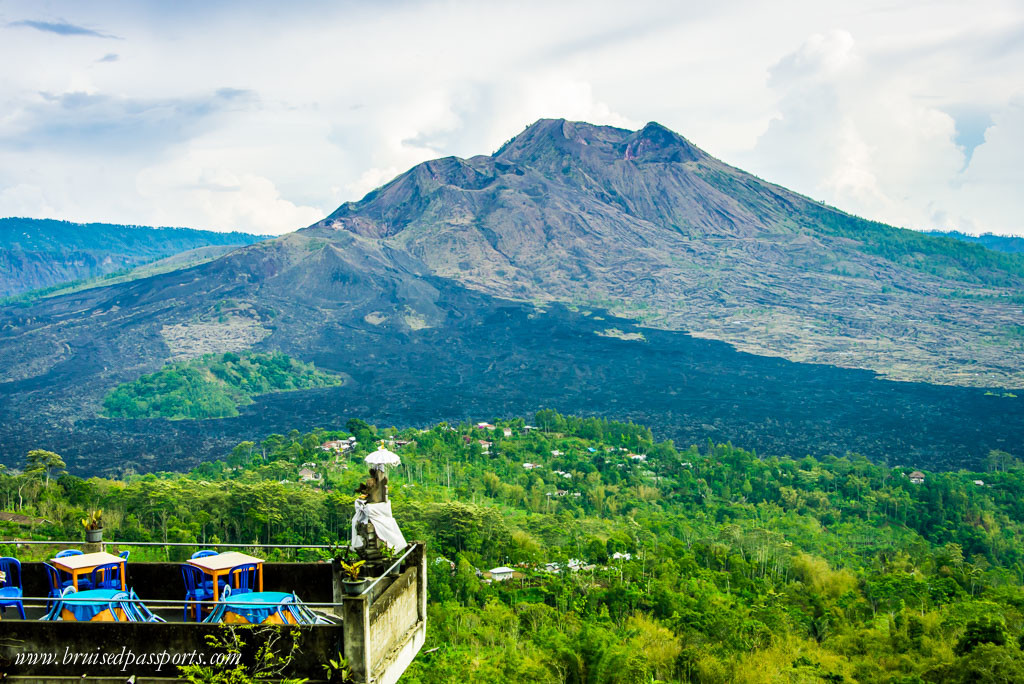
341,543,427,684
0,621,343,680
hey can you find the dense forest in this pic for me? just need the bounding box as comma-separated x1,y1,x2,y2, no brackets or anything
101,351,343,420
3,413,1024,682
926,231,1024,256
0,217,266,298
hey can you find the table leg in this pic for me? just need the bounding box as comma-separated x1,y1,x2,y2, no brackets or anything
119,561,126,590
72,569,81,591
258,564,264,592
212,571,220,602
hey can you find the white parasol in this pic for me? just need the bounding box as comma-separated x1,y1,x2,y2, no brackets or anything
365,447,401,468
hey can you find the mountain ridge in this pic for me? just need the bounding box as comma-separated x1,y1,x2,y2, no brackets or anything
314,118,1024,388
0,118,1021,474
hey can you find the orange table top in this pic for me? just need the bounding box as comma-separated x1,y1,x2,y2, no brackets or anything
187,551,264,573
50,551,124,572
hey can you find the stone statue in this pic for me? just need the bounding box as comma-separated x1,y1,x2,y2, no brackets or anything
351,456,407,566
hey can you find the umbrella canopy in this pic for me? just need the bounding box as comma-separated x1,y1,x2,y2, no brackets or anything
365,447,401,467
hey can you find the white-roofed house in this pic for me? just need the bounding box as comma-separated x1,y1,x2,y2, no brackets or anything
489,566,515,581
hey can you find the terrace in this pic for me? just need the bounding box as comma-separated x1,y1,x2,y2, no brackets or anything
0,540,427,682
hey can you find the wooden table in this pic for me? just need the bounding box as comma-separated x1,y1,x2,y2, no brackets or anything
187,552,264,601
50,552,126,591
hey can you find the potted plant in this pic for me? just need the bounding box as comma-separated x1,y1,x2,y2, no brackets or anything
380,545,402,578
82,509,103,543
339,559,368,595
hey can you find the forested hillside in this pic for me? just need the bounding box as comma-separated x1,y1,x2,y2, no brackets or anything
3,413,1024,682
101,351,343,420
927,230,1024,255
0,217,266,297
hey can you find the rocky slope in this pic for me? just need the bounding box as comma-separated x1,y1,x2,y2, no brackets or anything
317,119,1024,388
0,119,1021,474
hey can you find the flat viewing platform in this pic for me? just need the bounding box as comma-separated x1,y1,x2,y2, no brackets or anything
0,542,426,683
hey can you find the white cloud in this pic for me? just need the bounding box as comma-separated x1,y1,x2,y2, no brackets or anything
0,0,1021,235
136,154,325,234
745,26,1010,234
951,97,1024,234
0,184,56,218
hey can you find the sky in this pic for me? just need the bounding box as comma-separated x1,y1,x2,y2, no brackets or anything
0,0,1021,236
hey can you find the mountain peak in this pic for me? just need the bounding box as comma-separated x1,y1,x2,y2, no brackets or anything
494,118,706,166
495,118,631,160
622,121,704,163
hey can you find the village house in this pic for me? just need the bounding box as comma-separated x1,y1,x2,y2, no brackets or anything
523,462,540,470
478,440,492,453
908,471,926,485
476,422,495,430
628,453,647,461
489,566,515,581
298,466,322,482
503,427,513,437
319,440,350,453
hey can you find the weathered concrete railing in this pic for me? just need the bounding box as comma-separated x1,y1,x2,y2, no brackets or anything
340,542,427,684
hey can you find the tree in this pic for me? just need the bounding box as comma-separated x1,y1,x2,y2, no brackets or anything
955,617,1007,656
986,449,1018,473
25,449,66,489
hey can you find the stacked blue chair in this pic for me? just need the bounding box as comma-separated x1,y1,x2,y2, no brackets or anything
40,585,77,621
0,557,25,619
117,589,166,623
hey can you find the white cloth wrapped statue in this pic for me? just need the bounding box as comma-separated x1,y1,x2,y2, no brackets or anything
350,449,407,553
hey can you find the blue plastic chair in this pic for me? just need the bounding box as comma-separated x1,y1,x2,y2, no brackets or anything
40,585,77,621
119,550,130,561
90,562,123,590
191,550,228,594
181,565,214,622
0,557,26,619
43,562,67,610
228,564,258,596
53,549,92,590
116,589,165,623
